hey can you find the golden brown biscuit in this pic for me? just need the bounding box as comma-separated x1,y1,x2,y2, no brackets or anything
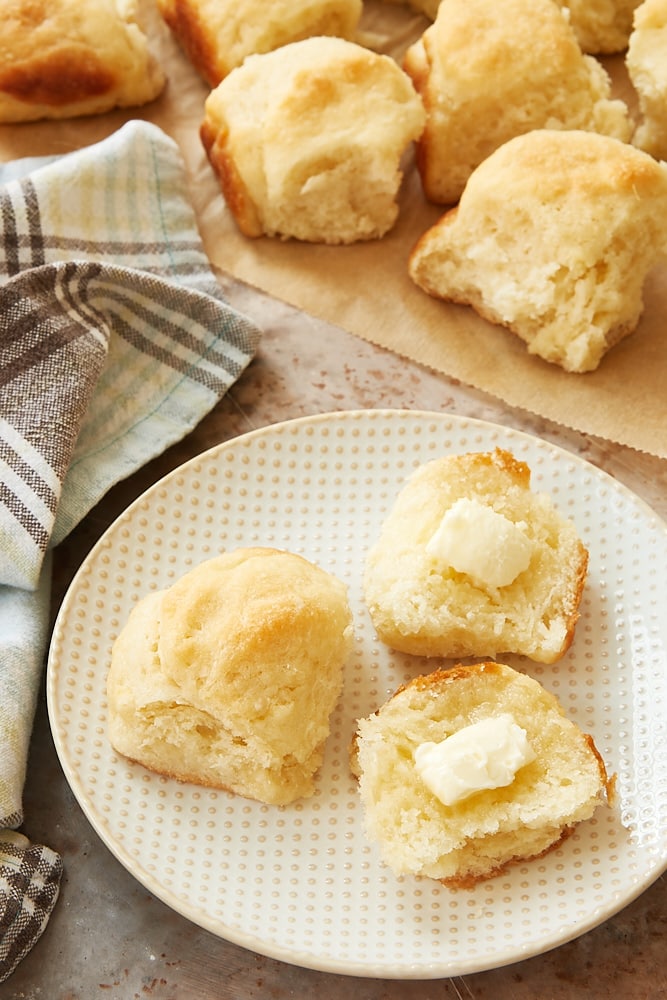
409,129,667,372
626,0,667,159
351,661,610,887
363,448,588,663
107,547,354,805
403,0,632,205
553,0,642,53
383,0,640,46
200,36,425,244
157,0,363,86
0,0,165,123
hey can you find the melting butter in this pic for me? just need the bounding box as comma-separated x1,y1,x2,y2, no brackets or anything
426,497,533,588
414,713,536,806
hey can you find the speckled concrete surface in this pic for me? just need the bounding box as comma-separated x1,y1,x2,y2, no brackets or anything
9,290,666,999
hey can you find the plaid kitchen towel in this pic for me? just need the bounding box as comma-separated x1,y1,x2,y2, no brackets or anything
0,119,261,979
0,830,62,983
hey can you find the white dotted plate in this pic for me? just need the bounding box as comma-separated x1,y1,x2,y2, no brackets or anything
47,410,667,978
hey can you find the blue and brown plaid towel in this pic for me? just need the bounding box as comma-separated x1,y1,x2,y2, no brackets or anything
0,119,261,980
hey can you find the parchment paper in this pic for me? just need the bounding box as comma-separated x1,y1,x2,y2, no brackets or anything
1,0,665,458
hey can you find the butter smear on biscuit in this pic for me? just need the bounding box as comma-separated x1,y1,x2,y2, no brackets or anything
414,713,536,806
426,497,534,588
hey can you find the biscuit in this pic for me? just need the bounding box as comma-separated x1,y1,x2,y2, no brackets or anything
0,0,165,123
200,36,425,244
363,448,588,663
107,547,354,805
626,0,667,159
403,0,632,205
157,0,362,87
409,129,667,372
553,0,642,54
350,661,610,887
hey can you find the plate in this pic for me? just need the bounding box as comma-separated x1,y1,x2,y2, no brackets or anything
47,409,667,978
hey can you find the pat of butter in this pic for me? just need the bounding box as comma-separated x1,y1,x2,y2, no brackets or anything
426,497,533,588
413,713,536,807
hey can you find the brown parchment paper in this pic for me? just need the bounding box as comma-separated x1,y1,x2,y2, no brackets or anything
1,1,665,458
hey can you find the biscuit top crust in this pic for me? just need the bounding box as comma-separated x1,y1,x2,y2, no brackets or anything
0,0,164,117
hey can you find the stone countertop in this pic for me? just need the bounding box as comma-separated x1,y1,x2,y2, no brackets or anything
8,284,667,999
